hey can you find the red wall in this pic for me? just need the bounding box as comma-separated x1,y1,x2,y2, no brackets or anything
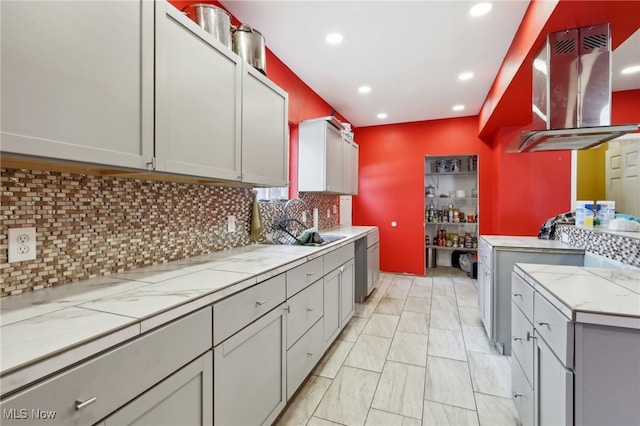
353,117,494,275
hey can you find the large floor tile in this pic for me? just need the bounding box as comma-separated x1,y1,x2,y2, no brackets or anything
403,296,431,314
397,311,430,335
461,325,496,354
344,333,392,372
275,375,332,426
354,298,380,319
314,339,354,379
307,416,344,426
422,400,479,426
375,297,406,315
371,361,425,419
364,408,404,426
467,352,512,398
314,366,380,426
408,284,432,298
431,295,458,312
458,307,484,327
424,356,476,410
387,330,428,367
362,313,399,338
340,317,369,342
474,393,519,426
386,281,411,299
427,328,467,361
429,309,461,331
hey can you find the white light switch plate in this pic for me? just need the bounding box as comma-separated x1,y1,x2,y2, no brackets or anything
227,215,236,233
8,227,36,263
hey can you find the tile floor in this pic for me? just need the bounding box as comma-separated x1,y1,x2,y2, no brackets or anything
275,268,520,426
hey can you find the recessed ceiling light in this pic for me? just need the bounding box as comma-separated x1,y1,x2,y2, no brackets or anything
358,86,372,94
452,105,465,112
325,33,343,44
458,72,474,81
470,2,493,17
621,65,640,74
377,113,388,119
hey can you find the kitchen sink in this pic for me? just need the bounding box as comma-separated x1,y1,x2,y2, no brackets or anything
320,234,346,243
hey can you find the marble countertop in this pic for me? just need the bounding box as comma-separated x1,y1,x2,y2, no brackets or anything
514,263,640,329
0,226,376,395
480,235,584,252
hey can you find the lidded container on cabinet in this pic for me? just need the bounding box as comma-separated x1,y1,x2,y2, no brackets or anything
426,185,436,198
232,24,267,74
183,4,232,49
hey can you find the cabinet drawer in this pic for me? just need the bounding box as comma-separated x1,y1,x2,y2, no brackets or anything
286,257,323,298
0,308,212,426
511,271,534,321
512,356,535,426
534,292,574,367
324,242,354,273
367,229,379,247
286,319,324,400
511,302,534,387
214,274,286,345
478,238,492,269
287,279,324,349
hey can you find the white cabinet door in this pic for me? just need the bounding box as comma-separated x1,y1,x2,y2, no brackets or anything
0,0,154,169
350,141,359,195
340,260,355,326
241,64,289,186
537,337,573,426
323,268,341,348
155,4,242,181
477,259,493,339
214,304,286,426
102,351,213,426
298,120,344,193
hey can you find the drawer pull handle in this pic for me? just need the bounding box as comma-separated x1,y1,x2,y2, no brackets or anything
536,321,549,326
75,397,97,411
340,266,345,273
307,352,314,357
307,307,314,312
527,332,536,341
284,306,290,313
512,293,522,297
512,336,523,341
512,392,522,398
256,300,266,306
306,272,314,276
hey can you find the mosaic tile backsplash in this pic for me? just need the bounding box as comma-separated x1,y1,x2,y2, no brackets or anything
1,168,341,297
555,224,640,267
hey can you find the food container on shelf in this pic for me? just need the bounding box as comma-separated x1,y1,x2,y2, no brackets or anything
455,189,466,198
575,200,595,227
426,185,436,198
434,160,447,173
596,200,615,227
448,159,462,172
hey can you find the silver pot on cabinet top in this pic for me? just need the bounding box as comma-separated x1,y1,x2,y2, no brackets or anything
184,3,232,49
232,24,266,75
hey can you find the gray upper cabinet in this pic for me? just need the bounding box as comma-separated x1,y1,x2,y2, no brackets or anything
155,3,242,181
0,0,154,170
342,138,359,195
241,65,289,186
298,120,344,193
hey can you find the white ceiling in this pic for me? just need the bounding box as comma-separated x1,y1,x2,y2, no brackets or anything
220,1,640,128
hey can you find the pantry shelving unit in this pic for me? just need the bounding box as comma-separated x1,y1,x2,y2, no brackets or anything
424,154,478,268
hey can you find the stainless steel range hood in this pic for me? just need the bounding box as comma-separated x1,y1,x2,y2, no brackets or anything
509,24,639,152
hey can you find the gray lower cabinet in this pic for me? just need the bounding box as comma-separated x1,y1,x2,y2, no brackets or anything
0,0,154,169
340,259,355,326
286,319,324,400
100,351,213,426
536,337,573,426
323,258,355,349
213,304,286,426
0,308,212,426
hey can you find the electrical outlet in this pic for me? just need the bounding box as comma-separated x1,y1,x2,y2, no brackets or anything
8,227,36,263
227,215,236,233
327,209,331,218
302,211,307,223
333,205,337,214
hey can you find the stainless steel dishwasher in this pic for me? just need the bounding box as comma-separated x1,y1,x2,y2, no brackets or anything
355,228,380,302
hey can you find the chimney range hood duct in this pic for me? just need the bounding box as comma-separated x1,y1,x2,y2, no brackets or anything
509,24,639,153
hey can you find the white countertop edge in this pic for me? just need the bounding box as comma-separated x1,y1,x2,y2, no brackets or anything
534,284,574,320
575,312,640,329
0,322,140,397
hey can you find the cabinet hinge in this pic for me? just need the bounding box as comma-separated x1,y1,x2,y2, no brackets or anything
146,157,156,171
